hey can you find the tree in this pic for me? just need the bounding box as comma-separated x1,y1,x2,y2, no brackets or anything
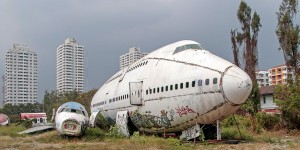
232,1,261,81
43,90,60,120
42,89,97,119
75,89,97,116
276,0,300,77
230,1,262,132
231,0,262,111
231,29,240,67
274,0,300,130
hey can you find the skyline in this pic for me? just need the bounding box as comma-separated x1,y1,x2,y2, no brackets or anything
0,0,296,104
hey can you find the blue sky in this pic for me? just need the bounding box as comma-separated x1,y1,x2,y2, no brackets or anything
0,0,293,104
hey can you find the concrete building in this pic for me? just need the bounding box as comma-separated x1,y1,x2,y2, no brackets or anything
256,70,269,87
120,47,147,70
56,38,84,93
4,44,38,105
268,64,294,85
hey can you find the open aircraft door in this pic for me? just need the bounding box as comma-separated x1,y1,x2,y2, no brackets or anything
116,110,130,137
129,82,143,105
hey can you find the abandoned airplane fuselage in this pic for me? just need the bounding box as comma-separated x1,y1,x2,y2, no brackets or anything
55,102,89,136
91,40,252,133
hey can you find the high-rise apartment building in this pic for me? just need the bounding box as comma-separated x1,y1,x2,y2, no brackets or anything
56,38,84,93
255,70,269,87
120,47,147,70
4,44,38,105
268,64,294,85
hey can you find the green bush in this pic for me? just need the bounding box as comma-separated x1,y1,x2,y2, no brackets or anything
222,127,254,141
83,128,105,141
256,112,280,130
222,115,252,128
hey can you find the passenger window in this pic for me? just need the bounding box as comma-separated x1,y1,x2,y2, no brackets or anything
170,85,173,91
175,84,178,90
213,78,218,84
186,82,189,88
113,98,115,102
146,90,148,95
198,80,202,86
127,94,129,98
180,83,183,89
192,81,195,87
149,89,152,94
205,79,209,85
153,88,156,93
166,86,168,91
161,87,164,92
157,87,159,93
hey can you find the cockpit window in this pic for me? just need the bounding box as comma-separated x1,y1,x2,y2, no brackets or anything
173,44,202,54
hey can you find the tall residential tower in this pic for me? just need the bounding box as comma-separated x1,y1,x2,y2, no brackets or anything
120,47,147,70
56,38,84,93
4,44,38,105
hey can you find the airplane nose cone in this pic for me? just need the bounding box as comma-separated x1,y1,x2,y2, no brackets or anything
221,66,252,105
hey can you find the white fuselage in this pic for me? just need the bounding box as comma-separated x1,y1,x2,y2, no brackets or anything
91,40,252,133
55,102,89,136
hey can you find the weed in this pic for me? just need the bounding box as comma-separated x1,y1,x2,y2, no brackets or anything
106,125,126,138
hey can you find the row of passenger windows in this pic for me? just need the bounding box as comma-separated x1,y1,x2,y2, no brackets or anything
109,94,129,103
93,77,219,107
145,77,218,95
93,93,130,107
127,60,148,72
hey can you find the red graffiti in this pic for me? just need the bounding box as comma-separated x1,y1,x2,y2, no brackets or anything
175,106,196,117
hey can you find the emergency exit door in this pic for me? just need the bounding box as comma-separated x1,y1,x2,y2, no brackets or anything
129,82,143,105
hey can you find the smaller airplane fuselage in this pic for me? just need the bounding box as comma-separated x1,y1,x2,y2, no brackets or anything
55,102,89,136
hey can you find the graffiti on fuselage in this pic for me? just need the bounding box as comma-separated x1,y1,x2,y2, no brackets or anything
175,105,196,117
130,109,175,129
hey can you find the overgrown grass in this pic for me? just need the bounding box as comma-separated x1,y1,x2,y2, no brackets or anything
0,124,27,137
1,123,300,149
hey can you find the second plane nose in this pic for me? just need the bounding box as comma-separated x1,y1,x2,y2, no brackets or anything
221,66,252,105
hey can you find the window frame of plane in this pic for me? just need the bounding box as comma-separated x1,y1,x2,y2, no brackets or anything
205,79,209,85
198,80,202,86
180,83,183,89
213,77,218,84
192,81,196,87
175,84,178,90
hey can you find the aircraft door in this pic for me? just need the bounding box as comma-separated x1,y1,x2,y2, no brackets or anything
129,81,143,105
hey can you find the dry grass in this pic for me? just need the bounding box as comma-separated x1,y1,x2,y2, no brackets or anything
0,126,300,150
